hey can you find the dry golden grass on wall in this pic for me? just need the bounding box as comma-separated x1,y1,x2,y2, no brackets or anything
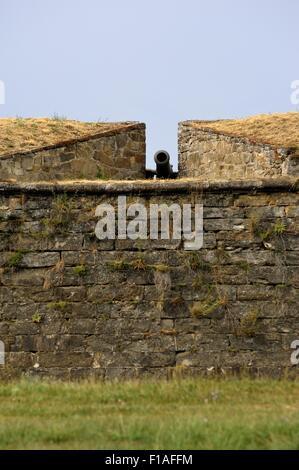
0,117,132,156
191,112,299,148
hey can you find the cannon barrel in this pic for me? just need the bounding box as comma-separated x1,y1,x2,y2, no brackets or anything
154,150,173,179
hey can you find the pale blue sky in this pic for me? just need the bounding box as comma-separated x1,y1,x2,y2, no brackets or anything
0,0,298,168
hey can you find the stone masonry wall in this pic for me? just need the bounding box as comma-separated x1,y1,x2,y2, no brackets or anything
178,122,299,179
0,123,145,182
0,179,298,379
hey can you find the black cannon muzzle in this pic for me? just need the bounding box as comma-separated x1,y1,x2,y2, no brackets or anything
154,150,173,178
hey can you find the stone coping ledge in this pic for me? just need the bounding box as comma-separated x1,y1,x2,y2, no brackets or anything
0,122,145,160
0,177,298,196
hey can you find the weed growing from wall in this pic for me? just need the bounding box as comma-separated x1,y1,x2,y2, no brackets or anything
42,194,75,236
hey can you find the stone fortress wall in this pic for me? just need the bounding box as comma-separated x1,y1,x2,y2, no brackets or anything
178,121,299,179
0,179,298,379
0,119,298,379
0,123,145,181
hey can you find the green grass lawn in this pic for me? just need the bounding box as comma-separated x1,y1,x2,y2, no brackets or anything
0,377,299,450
